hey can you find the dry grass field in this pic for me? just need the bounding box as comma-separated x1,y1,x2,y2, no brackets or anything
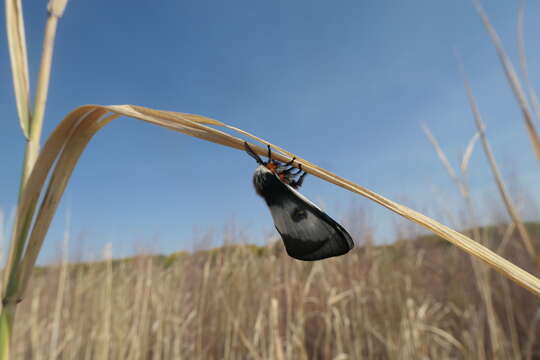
9,222,540,359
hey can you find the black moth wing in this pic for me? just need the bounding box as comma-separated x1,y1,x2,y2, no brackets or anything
256,166,354,261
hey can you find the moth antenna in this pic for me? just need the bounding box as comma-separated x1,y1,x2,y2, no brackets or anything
244,142,264,165
267,145,272,160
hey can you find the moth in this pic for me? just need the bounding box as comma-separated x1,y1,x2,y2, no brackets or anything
244,142,354,261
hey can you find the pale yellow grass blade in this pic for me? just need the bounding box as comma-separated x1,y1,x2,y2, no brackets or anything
5,0,31,138
47,0,68,17
10,105,540,302
461,132,480,174
474,0,540,162
517,4,540,124
27,0,70,170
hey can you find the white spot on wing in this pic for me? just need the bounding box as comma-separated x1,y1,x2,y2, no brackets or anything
269,199,337,243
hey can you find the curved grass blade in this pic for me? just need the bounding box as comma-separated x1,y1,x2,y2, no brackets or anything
9,105,540,302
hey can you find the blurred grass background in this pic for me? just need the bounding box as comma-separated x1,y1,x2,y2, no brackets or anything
8,220,540,359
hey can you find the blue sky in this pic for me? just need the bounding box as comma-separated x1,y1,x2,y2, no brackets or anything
2,1,540,262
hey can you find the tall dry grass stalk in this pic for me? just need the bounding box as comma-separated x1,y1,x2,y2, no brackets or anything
3,0,69,357
517,4,540,125
423,4,540,353
422,125,505,358
460,68,539,264
474,0,540,162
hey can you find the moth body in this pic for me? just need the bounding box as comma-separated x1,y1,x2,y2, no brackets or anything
245,143,354,261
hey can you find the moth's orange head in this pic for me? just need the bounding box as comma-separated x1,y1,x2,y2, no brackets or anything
265,161,278,173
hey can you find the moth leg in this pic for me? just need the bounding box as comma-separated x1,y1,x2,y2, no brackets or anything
283,167,302,176
244,142,264,165
291,167,302,175
290,165,307,188
282,158,300,174
295,172,307,188
285,157,296,166
267,145,272,160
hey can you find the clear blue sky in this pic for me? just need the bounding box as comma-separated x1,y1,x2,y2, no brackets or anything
2,1,540,262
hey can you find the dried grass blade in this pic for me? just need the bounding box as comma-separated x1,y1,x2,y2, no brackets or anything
29,0,70,172
517,4,540,124
461,132,480,174
474,0,540,162
421,125,456,179
47,0,68,17
2,105,93,303
30,16,59,149
5,0,31,138
421,125,468,198
14,105,244,299
17,109,111,296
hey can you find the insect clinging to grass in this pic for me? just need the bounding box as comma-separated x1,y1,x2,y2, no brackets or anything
244,142,354,261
